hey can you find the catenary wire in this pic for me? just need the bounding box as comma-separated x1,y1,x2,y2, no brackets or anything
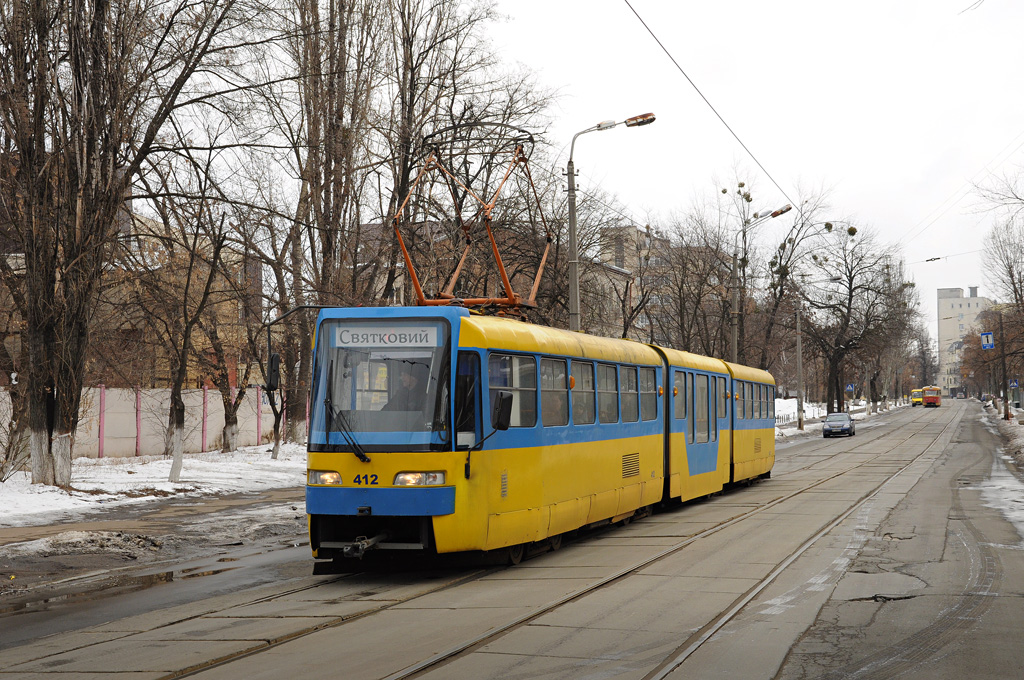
621,0,799,217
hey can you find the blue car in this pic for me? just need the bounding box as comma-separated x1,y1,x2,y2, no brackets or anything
822,412,855,438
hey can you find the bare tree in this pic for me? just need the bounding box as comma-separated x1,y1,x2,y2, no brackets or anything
0,0,262,485
983,218,1024,308
798,228,913,412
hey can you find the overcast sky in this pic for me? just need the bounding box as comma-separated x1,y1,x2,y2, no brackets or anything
489,0,1024,340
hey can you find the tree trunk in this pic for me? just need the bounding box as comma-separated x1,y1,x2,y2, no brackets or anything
167,390,185,482
221,414,238,453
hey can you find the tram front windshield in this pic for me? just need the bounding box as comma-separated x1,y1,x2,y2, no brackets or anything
311,319,449,446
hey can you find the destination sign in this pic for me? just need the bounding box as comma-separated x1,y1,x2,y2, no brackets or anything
333,326,438,348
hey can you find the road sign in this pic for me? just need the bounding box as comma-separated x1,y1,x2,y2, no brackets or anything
1011,379,1019,389
846,383,855,392
981,331,994,350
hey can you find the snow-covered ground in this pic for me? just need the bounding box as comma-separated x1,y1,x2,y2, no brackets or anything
0,444,307,529
977,400,1024,543
1,399,1020,537
0,400,893,528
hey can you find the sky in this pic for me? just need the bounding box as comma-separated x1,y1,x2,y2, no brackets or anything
488,0,1024,342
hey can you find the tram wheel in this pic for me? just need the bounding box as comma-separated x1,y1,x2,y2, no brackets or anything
549,534,562,551
507,543,525,565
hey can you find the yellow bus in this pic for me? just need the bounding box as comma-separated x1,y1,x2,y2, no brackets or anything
911,389,923,407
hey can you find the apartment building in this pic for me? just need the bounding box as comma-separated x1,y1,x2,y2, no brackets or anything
936,287,994,396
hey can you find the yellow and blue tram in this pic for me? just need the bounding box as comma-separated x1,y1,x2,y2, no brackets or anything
305,306,775,564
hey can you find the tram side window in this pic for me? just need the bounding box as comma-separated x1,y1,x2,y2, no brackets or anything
768,386,775,419
754,384,762,419
761,384,768,419
455,352,481,449
745,382,754,419
541,358,569,427
735,381,744,420
710,377,718,442
695,374,710,443
673,371,686,419
571,360,596,425
488,353,537,427
639,367,657,421
597,364,619,423
687,372,694,444
718,377,727,418
621,366,639,423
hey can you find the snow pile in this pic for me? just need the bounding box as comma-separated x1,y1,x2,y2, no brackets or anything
775,399,828,438
0,444,307,528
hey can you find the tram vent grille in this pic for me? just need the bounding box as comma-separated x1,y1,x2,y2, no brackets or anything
622,452,640,478
754,438,762,454
500,470,508,498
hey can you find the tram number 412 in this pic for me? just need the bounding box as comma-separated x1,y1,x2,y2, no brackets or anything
352,474,379,485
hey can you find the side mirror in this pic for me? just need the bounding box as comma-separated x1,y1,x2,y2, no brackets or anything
491,390,512,431
266,353,281,392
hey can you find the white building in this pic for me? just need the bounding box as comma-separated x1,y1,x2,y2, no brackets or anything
936,287,993,396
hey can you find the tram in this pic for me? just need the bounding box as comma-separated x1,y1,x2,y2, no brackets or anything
301,306,776,566
922,386,942,408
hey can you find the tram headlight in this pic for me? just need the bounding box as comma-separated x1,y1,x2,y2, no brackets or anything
393,471,446,486
308,470,342,485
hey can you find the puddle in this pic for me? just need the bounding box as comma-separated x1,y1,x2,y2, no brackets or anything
0,570,174,615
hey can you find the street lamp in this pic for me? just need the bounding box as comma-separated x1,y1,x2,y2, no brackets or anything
729,203,792,363
566,112,656,332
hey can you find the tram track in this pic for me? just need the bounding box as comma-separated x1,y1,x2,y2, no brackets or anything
161,406,953,680
4,406,955,680
380,405,964,680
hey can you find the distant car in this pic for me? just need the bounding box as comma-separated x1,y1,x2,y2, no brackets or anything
957,392,965,399
822,412,855,438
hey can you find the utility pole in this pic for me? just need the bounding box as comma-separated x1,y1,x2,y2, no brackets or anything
730,251,739,363
796,309,804,430
999,310,1010,420
566,157,580,332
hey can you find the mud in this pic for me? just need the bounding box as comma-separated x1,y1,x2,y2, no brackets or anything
0,487,306,611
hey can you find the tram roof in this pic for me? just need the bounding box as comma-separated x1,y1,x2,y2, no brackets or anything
723,361,776,385
459,314,662,365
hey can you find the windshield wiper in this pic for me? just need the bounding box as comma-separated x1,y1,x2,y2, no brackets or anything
324,360,370,463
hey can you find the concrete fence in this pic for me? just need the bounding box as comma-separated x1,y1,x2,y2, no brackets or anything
1,386,295,460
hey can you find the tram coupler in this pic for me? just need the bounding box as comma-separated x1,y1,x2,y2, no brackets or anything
341,532,389,559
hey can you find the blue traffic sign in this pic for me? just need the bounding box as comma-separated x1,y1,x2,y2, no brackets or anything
846,383,855,391
1011,379,1019,389
981,331,994,350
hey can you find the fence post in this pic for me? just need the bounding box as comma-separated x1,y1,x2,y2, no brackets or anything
135,387,141,456
98,384,106,458
202,385,208,452
257,386,262,445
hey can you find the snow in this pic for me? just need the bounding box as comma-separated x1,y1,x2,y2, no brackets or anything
977,400,1024,544
0,444,307,529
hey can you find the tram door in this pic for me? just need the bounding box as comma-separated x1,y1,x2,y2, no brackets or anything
675,370,718,476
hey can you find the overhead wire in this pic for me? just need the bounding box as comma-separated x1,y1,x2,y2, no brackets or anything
621,0,799,216
898,126,1024,246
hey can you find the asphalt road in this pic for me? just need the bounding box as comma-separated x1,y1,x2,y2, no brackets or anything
2,400,1023,679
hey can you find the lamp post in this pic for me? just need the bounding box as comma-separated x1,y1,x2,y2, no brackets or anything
729,203,792,363
566,112,655,332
